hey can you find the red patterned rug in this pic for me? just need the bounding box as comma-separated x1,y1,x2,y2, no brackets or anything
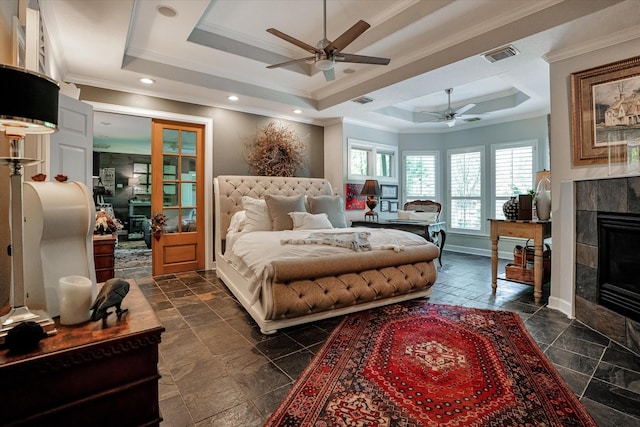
266,303,596,427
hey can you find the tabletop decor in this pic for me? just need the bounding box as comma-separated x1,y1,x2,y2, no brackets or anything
266,302,596,427
571,55,640,166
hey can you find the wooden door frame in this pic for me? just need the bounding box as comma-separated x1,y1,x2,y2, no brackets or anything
87,102,214,270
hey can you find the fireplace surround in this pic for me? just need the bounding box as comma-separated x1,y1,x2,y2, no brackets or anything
597,212,640,323
575,177,640,354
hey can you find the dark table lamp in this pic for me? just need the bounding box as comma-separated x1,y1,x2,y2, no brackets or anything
0,64,60,343
360,179,381,221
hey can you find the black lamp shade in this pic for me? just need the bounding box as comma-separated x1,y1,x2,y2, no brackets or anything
360,179,381,196
0,64,59,133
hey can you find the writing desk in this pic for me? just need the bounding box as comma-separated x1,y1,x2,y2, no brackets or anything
489,219,551,302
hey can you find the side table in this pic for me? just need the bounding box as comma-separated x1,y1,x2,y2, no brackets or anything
352,220,446,266
0,281,165,426
489,219,551,302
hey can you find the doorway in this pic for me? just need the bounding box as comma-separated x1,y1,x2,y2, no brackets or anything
93,112,153,278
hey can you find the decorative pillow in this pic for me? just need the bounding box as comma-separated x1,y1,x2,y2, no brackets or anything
227,210,247,233
289,212,334,230
241,196,271,232
397,210,438,222
307,195,348,228
265,194,306,230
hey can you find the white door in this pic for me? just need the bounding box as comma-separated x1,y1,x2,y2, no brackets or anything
49,95,94,188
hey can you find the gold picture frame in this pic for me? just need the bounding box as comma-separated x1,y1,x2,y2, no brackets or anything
570,55,640,166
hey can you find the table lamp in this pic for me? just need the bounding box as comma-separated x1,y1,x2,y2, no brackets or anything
0,64,60,343
360,179,381,220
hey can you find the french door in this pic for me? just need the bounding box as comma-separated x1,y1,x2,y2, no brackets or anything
151,119,205,275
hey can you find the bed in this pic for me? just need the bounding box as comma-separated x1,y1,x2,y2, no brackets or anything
214,175,439,334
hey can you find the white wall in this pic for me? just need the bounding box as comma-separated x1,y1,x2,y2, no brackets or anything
547,36,640,317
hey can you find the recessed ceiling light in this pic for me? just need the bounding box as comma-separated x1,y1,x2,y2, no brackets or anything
293,109,302,114
228,95,239,101
140,77,155,84
157,6,177,17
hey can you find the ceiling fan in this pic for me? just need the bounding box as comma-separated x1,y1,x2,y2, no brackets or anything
421,88,477,127
266,0,390,81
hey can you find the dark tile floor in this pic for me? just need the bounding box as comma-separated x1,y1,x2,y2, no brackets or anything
116,252,640,426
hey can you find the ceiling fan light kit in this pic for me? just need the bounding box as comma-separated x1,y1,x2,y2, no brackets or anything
266,0,390,81
421,88,478,127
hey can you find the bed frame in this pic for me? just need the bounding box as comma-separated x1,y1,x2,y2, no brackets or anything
214,175,439,334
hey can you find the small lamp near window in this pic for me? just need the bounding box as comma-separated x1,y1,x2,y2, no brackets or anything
0,64,60,344
360,179,381,221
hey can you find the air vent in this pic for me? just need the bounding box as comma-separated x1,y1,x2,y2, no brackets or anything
352,96,374,104
482,45,519,63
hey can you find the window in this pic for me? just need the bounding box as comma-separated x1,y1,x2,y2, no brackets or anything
403,151,440,202
492,141,536,219
348,139,397,181
448,147,484,232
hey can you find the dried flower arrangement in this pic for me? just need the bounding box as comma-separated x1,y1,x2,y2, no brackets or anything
245,121,306,177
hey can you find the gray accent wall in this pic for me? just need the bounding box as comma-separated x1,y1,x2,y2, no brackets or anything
77,85,325,179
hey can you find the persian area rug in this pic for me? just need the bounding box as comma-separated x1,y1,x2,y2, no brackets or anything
266,303,596,427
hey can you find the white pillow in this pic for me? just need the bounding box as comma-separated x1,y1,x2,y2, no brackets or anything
397,210,438,222
227,210,246,233
289,212,334,230
397,210,412,220
241,196,272,232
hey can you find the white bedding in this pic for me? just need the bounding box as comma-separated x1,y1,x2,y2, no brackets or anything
224,227,429,305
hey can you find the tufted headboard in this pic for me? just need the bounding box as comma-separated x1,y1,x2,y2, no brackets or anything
214,175,334,252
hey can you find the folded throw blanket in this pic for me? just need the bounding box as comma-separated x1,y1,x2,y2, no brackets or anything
281,231,373,252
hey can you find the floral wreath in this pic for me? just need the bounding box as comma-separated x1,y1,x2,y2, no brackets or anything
151,212,166,241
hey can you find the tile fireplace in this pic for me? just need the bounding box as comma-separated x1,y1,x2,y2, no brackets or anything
575,177,640,354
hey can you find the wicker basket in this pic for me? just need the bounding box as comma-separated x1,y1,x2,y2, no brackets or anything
506,240,551,284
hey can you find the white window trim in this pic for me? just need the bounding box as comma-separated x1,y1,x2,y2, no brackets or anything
402,150,441,204
347,138,398,182
447,145,485,235
490,139,538,219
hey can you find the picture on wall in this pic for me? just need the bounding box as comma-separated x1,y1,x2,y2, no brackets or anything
389,201,399,213
571,55,640,166
380,184,398,199
380,200,390,212
345,183,366,210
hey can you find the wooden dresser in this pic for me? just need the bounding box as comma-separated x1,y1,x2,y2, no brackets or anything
0,281,165,426
93,233,116,282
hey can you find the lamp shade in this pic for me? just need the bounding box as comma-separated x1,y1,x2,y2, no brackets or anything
0,64,59,134
360,179,381,196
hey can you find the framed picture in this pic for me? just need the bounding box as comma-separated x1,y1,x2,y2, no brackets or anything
345,183,366,210
389,201,399,213
570,55,640,166
380,200,390,212
380,184,398,199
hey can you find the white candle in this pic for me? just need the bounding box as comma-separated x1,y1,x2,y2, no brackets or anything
58,276,94,325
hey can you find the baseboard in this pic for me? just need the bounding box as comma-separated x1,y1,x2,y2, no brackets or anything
547,296,573,318
444,244,513,260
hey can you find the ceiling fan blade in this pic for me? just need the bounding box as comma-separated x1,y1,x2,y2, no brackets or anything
322,68,335,81
446,119,456,127
267,28,322,55
336,53,390,65
267,57,314,69
455,103,476,115
324,20,370,53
